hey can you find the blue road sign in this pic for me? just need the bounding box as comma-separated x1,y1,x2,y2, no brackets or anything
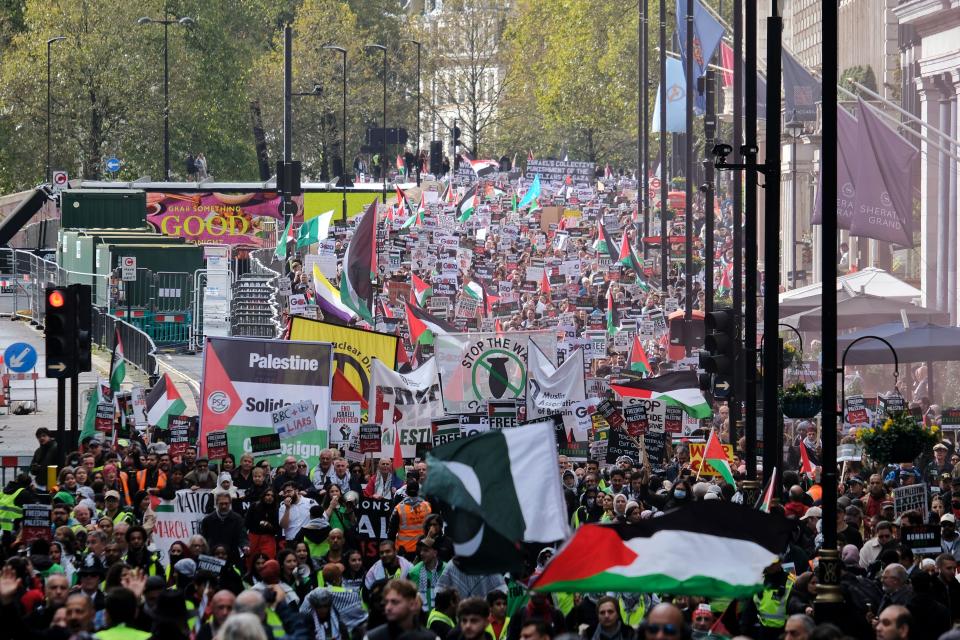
4,342,37,373
106,157,121,173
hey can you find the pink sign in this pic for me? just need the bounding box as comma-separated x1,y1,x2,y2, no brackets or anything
146,191,300,246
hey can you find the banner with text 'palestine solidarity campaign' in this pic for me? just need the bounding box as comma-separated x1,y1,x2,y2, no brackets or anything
199,336,333,467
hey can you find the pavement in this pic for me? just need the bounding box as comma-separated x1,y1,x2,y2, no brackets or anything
0,312,203,457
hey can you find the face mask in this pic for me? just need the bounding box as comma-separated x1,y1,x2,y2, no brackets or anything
674,490,687,499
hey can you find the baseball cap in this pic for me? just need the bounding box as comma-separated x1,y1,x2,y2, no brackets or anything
800,506,822,520
174,558,197,578
942,513,957,524
935,443,949,451
104,490,120,500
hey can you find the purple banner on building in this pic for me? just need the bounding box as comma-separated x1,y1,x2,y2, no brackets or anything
782,48,821,123
812,106,859,229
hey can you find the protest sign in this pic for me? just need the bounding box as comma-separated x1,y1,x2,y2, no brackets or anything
643,425,667,465
196,554,226,578
596,399,625,430
199,336,333,468
359,423,382,454
289,294,307,316
942,408,960,426
606,428,640,465
20,504,52,544
330,402,361,445
837,443,864,462
623,401,648,437
271,400,319,440
689,442,735,477
664,405,684,434
95,402,114,433
356,497,392,567
432,418,461,448
153,490,213,566
250,433,282,458
844,395,869,426
168,416,195,457
879,393,907,418
205,431,228,460
893,483,928,519
901,524,941,555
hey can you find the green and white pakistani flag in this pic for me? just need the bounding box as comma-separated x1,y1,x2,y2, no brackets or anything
109,329,125,393
296,210,335,248
275,216,293,260
456,185,479,223
423,419,570,573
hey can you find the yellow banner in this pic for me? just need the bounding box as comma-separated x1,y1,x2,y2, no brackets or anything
303,191,381,220
290,317,398,400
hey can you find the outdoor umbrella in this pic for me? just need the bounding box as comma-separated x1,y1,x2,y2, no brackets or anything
838,324,960,365
778,267,923,315
780,295,947,332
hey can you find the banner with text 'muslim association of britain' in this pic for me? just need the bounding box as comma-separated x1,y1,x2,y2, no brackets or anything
199,336,333,467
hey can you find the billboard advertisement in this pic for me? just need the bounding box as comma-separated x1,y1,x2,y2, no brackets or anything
199,336,333,466
146,191,299,246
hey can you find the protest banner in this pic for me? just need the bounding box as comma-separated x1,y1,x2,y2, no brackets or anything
205,431,228,460
526,346,586,435
526,159,596,185
356,497,392,567
199,336,333,468
369,358,444,456
271,400,319,440
20,504,52,544
153,489,214,567
435,330,556,414
689,442,735,476
893,483,928,519
288,318,398,404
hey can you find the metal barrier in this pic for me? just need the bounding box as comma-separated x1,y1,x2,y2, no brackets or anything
0,456,34,486
92,306,159,377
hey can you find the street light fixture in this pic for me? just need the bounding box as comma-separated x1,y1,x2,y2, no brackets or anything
136,12,195,181
785,111,804,289
365,44,388,203
46,36,67,184
323,45,348,224
403,39,422,186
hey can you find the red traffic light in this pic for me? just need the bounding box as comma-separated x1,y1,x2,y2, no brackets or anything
48,290,65,308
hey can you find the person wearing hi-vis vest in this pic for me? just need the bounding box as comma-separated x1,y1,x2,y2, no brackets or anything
388,480,432,559
427,588,460,639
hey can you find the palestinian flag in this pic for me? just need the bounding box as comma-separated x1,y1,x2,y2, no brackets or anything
756,467,777,513
540,269,552,295
339,201,378,322
411,273,433,306
618,233,651,290
799,442,815,477
392,424,407,481
400,202,424,229
593,221,619,262
464,279,500,315
109,329,126,392
405,300,456,344
606,287,617,336
457,185,479,222
80,378,111,441
395,186,414,217
461,153,499,178
145,373,187,429
531,501,793,598
610,370,713,419
423,419,569,574
627,334,651,374
703,428,736,486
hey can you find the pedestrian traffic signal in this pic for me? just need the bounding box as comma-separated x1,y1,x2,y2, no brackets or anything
45,286,78,378
699,307,736,395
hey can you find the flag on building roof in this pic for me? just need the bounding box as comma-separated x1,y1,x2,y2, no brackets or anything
517,174,541,210
411,273,433,307
405,300,456,344
423,419,570,573
610,371,713,419
109,329,126,393
531,501,793,598
313,265,356,323
145,373,187,430
457,185,479,223
339,201,378,323
702,427,735,486
627,334,652,375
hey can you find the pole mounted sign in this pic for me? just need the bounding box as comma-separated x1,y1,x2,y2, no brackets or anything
4,343,37,373
120,256,137,281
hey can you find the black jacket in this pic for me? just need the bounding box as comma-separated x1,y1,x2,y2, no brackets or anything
30,440,59,485
199,510,247,565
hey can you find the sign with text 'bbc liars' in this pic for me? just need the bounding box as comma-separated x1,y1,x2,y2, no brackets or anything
199,337,333,468
272,399,319,440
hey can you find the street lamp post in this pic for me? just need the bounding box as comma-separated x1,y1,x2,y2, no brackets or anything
404,40,422,186
46,36,66,184
366,44,388,203
137,12,195,181
785,112,804,289
323,45,348,225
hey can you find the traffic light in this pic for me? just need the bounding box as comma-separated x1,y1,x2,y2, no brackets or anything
452,126,462,151
699,307,736,396
45,286,77,378
73,284,92,373
429,141,442,175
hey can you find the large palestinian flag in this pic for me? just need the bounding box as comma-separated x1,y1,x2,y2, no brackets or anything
339,201,378,322
532,501,792,598
593,221,619,262
610,370,712,418
145,372,186,429
405,301,457,344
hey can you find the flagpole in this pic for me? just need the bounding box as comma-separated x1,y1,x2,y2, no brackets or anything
641,0,650,258
683,0,694,357
732,0,747,477
658,0,668,291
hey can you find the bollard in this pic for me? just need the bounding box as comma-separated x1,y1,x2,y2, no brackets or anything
47,465,58,491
